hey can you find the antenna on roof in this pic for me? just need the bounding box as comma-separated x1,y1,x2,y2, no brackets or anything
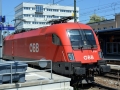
47,16,74,25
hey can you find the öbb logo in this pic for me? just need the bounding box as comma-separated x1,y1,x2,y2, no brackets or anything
83,55,94,60
29,43,39,52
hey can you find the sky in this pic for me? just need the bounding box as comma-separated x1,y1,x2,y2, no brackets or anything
1,0,120,26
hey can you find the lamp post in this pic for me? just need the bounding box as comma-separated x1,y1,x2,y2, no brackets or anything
74,0,77,22
0,0,2,61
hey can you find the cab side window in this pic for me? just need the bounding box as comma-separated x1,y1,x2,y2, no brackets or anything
52,34,61,45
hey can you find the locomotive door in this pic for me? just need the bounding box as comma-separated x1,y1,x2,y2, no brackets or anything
46,34,63,62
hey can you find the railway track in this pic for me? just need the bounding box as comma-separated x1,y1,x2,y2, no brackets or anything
107,61,120,65
94,76,120,90
76,82,117,90
92,83,117,90
103,71,120,80
28,64,117,90
105,64,120,80
93,63,120,90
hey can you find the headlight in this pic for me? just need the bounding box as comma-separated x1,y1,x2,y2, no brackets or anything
99,51,103,58
68,53,74,60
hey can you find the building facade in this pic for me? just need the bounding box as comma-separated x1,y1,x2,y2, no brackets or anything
87,14,120,30
87,14,120,56
15,2,79,30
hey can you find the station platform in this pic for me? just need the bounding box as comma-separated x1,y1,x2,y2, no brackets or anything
0,67,73,90
108,64,120,70
103,55,120,61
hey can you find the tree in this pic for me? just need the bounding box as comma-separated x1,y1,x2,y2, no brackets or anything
88,14,106,24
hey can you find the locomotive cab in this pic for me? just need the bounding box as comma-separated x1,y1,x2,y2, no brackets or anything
48,17,110,84
50,23,110,84
66,29,110,74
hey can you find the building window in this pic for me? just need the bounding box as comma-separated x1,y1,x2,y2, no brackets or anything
103,27,107,29
46,8,59,12
43,8,45,11
23,7,30,10
32,22,35,24
60,10,73,13
32,22,46,25
60,10,65,12
53,9,58,12
23,14,30,17
32,7,35,10
34,14,44,18
24,21,31,24
53,16,59,18
110,26,113,29
32,15,35,17
46,8,52,11
35,5,43,13
47,15,52,18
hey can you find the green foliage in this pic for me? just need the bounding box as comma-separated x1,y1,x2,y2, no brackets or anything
88,14,106,24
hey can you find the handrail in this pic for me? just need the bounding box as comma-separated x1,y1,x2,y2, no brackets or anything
0,60,52,84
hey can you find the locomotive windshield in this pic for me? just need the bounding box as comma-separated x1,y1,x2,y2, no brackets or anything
67,29,97,49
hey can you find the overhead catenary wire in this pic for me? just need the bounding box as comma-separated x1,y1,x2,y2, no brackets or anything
22,4,120,21
80,0,120,10
80,6,120,17
98,0,101,9
65,0,83,6
17,8,118,25
80,3,120,16
4,0,120,25
5,0,120,18
4,0,120,16
4,0,119,17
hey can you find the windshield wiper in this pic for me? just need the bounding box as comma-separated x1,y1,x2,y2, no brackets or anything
87,39,94,48
78,41,83,50
78,45,83,50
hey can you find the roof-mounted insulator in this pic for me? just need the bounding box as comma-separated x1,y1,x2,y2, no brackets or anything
47,16,74,25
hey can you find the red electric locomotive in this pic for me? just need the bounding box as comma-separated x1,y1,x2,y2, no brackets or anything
3,16,110,84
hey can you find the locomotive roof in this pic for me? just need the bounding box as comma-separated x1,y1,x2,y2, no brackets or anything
4,22,92,40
